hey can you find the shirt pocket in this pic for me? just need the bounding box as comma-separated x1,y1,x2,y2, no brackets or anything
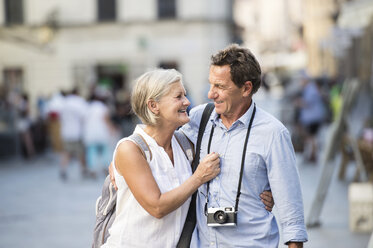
227,152,262,195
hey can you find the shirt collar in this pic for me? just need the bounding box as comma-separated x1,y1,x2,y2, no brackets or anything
209,101,256,129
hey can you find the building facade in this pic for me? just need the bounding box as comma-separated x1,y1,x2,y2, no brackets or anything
234,0,306,71
0,0,234,116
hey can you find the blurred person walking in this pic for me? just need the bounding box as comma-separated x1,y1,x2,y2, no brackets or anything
111,97,138,138
45,91,65,153
83,90,115,178
16,93,35,159
59,88,88,180
298,75,326,163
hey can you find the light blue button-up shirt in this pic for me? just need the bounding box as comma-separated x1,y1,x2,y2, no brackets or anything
181,102,308,247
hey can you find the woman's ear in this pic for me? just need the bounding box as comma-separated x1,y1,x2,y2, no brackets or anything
147,99,159,115
242,81,253,97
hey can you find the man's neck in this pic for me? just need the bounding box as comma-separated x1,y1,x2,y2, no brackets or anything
220,99,252,129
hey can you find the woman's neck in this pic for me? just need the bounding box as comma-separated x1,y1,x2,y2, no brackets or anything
143,124,175,149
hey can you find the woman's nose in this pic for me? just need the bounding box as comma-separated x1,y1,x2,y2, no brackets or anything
184,96,191,106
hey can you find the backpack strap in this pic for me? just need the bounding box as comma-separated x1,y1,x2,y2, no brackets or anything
177,103,215,248
174,130,194,164
128,133,152,163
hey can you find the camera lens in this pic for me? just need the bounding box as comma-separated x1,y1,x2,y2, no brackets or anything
213,210,227,224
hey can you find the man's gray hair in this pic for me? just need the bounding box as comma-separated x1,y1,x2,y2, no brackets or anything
211,44,262,94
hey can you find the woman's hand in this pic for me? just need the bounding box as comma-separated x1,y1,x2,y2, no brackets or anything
194,152,220,184
260,190,274,211
108,162,118,190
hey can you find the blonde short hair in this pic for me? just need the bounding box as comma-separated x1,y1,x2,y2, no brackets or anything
131,69,182,126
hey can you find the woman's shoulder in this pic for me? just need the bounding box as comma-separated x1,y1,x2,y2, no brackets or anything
116,138,142,157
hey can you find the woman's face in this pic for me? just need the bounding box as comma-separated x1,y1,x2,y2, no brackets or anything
157,81,190,128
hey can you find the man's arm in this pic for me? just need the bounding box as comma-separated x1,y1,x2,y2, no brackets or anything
266,129,308,244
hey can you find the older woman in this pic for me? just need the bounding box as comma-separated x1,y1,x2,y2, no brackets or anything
102,69,221,248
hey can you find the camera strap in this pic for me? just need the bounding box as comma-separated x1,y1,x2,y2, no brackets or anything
204,103,256,215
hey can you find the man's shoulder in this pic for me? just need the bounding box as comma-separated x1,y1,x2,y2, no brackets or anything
189,103,210,117
187,103,212,124
255,106,287,133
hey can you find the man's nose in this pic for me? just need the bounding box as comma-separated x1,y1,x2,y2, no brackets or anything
208,87,216,99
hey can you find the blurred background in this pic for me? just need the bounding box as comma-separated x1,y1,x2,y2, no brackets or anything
0,0,372,247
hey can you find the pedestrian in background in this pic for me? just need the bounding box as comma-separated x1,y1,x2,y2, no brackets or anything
45,91,65,153
59,88,88,180
298,74,326,163
16,93,35,159
83,89,115,178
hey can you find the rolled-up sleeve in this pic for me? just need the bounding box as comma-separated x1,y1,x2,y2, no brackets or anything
266,128,308,244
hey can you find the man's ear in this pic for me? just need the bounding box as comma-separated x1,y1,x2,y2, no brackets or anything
147,99,159,115
242,81,253,97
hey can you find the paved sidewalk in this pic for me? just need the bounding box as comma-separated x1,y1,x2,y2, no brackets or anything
289,157,371,248
0,151,371,248
0,153,103,248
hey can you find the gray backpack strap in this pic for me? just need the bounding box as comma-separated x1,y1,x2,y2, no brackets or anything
174,130,194,163
128,133,152,163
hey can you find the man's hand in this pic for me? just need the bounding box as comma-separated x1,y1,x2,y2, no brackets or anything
260,190,274,211
108,162,118,190
288,242,303,248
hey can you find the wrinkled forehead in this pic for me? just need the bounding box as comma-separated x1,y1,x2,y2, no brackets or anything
209,65,233,84
163,81,186,95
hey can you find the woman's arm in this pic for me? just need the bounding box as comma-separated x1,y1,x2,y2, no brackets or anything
115,140,220,219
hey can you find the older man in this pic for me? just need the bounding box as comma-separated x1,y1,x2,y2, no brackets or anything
181,44,308,247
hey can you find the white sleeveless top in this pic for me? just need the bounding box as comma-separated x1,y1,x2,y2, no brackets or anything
102,125,192,248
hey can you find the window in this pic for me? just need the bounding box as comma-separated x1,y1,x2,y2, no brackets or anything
3,67,23,92
96,64,126,92
4,0,24,25
97,0,116,22
158,0,176,19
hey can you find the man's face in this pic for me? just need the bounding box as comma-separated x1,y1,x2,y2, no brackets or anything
208,65,247,117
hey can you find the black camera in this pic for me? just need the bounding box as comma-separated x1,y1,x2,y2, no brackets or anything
207,207,237,227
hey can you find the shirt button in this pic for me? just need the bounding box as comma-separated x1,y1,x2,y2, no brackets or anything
211,242,214,245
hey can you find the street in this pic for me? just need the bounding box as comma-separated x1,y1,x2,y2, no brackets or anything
0,148,371,248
